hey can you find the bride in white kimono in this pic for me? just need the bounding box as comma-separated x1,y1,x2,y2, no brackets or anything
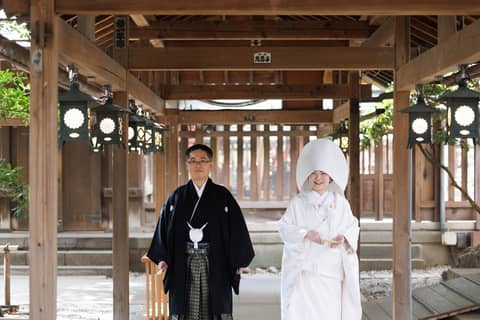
279,138,362,320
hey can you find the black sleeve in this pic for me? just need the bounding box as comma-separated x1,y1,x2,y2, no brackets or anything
227,191,255,294
146,197,172,265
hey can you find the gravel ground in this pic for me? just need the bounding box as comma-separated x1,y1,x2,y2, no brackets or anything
246,265,449,301
359,266,448,300
0,266,449,319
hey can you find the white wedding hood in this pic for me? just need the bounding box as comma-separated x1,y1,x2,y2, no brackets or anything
296,138,348,195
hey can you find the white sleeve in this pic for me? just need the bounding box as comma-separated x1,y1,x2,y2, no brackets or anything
278,199,308,245
338,199,360,252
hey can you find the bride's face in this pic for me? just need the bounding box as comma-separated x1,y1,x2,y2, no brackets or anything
308,170,331,194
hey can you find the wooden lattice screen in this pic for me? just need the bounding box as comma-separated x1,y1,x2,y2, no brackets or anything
360,134,478,221
178,124,325,203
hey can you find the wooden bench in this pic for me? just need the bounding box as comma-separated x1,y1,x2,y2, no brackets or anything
141,256,169,320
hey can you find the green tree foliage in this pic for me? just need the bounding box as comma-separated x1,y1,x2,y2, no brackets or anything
360,100,393,150
0,19,30,40
0,159,28,219
0,70,30,122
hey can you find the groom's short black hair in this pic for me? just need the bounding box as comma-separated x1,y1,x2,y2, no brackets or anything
185,144,213,160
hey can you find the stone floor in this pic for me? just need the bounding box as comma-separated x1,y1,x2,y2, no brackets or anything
0,266,451,319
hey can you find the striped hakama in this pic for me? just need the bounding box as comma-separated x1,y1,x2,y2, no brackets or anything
170,243,234,320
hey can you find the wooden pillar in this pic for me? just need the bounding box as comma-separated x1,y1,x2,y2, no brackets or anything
109,17,131,320
475,144,480,230
375,142,384,220
112,92,129,320
223,125,231,189
168,116,179,193
237,127,244,199
0,127,11,229
264,127,270,200
433,16,457,221
392,16,411,320
210,131,218,182
29,0,58,318
178,125,188,184
348,71,361,220
276,132,284,200
290,128,299,197
128,152,145,230
154,113,168,220
251,126,258,200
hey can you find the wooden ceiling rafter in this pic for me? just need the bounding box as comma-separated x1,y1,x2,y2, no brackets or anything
95,16,114,32
161,83,372,100
128,20,374,41
169,109,334,125
3,2,478,102
1,0,29,18
130,14,150,27
55,0,480,15
397,18,480,90
127,46,394,71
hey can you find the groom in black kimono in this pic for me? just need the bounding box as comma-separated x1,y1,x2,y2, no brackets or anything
147,144,255,320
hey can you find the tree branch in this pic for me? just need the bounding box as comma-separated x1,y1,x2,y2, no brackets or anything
418,144,480,214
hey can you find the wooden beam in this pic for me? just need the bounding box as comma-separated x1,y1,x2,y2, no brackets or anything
130,14,149,27
0,37,103,96
58,17,126,90
396,19,480,90
126,73,164,113
437,16,457,43
2,0,29,17
361,17,395,47
129,20,373,40
77,16,96,41
128,47,394,70
0,38,30,70
149,39,165,48
56,0,480,15
56,17,164,113
360,73,389,90
0,119,26,127
332,101,349,122
161,84,372,100
162,39,351,47
29,0,58,319
170,109,333,124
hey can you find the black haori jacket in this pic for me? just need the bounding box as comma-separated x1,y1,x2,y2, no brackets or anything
147,178,255,315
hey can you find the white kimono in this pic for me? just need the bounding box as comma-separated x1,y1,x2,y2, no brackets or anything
279,190,362,320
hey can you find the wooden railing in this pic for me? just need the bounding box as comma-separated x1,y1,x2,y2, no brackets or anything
141,256,169,320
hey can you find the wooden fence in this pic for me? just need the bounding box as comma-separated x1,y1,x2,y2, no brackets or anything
141,256,169,320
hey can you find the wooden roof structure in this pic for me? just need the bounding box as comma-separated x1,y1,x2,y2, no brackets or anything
3,2,480,112
2,1,480,319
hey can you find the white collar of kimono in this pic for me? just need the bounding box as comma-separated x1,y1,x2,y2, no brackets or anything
193,181,207,198
305,190,332,207
296,138,348,195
